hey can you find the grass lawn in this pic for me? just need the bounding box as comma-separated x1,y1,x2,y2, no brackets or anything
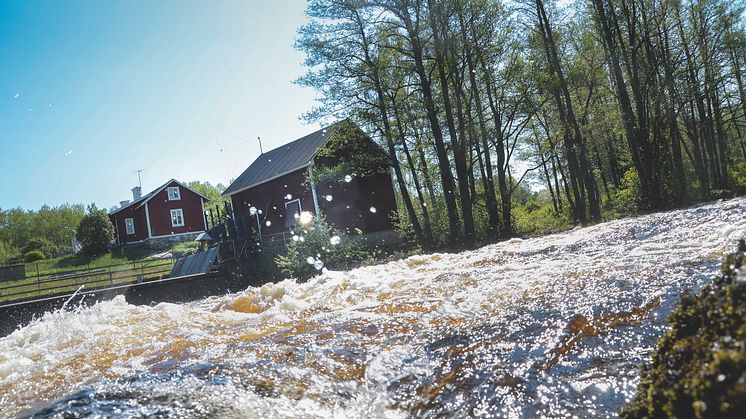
24,245,164,276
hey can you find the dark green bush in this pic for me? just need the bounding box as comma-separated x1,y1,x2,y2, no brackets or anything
622,242,746,418
21,237,58,258
24,250,46,263
77,205,114,256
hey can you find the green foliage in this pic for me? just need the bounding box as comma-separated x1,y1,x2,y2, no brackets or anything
0,204,85,257
76,205,114,256
728,163,746,193
186,180,227,206
0,241,20,264
275,216,368,280
514,200,572,236
306,163,354,187
392,194,451,249
23,250,46,263
306,120,390,186
296,0,746,247
391,206,418,247
170,241,200,258
609,168,641,216
622,248,746,418
21,237,58,259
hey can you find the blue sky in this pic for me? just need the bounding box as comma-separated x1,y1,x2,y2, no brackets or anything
0,0,320,210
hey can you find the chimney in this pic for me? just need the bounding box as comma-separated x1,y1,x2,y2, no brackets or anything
132,186,142,201
119,200,130,208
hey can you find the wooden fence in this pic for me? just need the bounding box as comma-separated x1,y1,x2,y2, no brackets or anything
0,258,175,304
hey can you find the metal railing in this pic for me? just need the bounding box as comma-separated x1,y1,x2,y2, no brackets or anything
258,231,293,249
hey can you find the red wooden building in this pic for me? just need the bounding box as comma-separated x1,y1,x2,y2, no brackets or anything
222,120,398,241
109,179,209,246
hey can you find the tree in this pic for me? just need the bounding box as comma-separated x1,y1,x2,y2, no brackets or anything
21,237,58,259
187,181,227,206
76,204,114,256
295,0,746,246
0,204,85,255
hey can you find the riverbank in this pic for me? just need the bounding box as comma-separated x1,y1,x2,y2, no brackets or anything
622,240,746,417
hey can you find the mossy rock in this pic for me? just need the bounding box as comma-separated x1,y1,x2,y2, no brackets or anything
621,241,746,418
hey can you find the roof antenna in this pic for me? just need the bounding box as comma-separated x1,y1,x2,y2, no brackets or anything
133,168,145,188
258,136,264,154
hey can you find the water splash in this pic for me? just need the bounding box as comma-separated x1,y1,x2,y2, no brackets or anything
2,198,746,417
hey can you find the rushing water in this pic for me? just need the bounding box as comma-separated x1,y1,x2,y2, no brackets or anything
2,199,746,418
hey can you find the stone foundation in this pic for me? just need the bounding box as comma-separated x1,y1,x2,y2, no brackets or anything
124,232,202,250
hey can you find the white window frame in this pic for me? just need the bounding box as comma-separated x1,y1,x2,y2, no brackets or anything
284,199,301,228
125,218,135,235
167,187,181,201
170,209,185,227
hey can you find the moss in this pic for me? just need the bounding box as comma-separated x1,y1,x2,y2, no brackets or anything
621,241,746,418
305,120,390,187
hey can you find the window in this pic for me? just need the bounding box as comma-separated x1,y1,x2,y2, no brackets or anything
284,199,301,228
170,209,184,227
125,218,135,235
167,187,181,200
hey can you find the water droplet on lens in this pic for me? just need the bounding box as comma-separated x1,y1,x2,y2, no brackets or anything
299,211,313,225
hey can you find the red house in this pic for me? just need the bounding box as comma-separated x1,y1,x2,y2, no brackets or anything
109,179,209,246
222,120,398,242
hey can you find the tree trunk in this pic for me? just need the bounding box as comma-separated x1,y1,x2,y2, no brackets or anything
396,2,461,245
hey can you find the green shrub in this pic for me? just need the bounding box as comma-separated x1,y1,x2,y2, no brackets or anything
24,250,46,263
275,216,368,280
610,168,641,216
77,205,114,256
729,163,746,193
0,241,20,264
622,242,746,418
21,237,58,259
171,241,200,258
514,201,571,236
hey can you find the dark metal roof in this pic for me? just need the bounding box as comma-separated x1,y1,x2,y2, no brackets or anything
195,232,213,241
222,122,342,197
170,247,218,277
109,179,209,215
